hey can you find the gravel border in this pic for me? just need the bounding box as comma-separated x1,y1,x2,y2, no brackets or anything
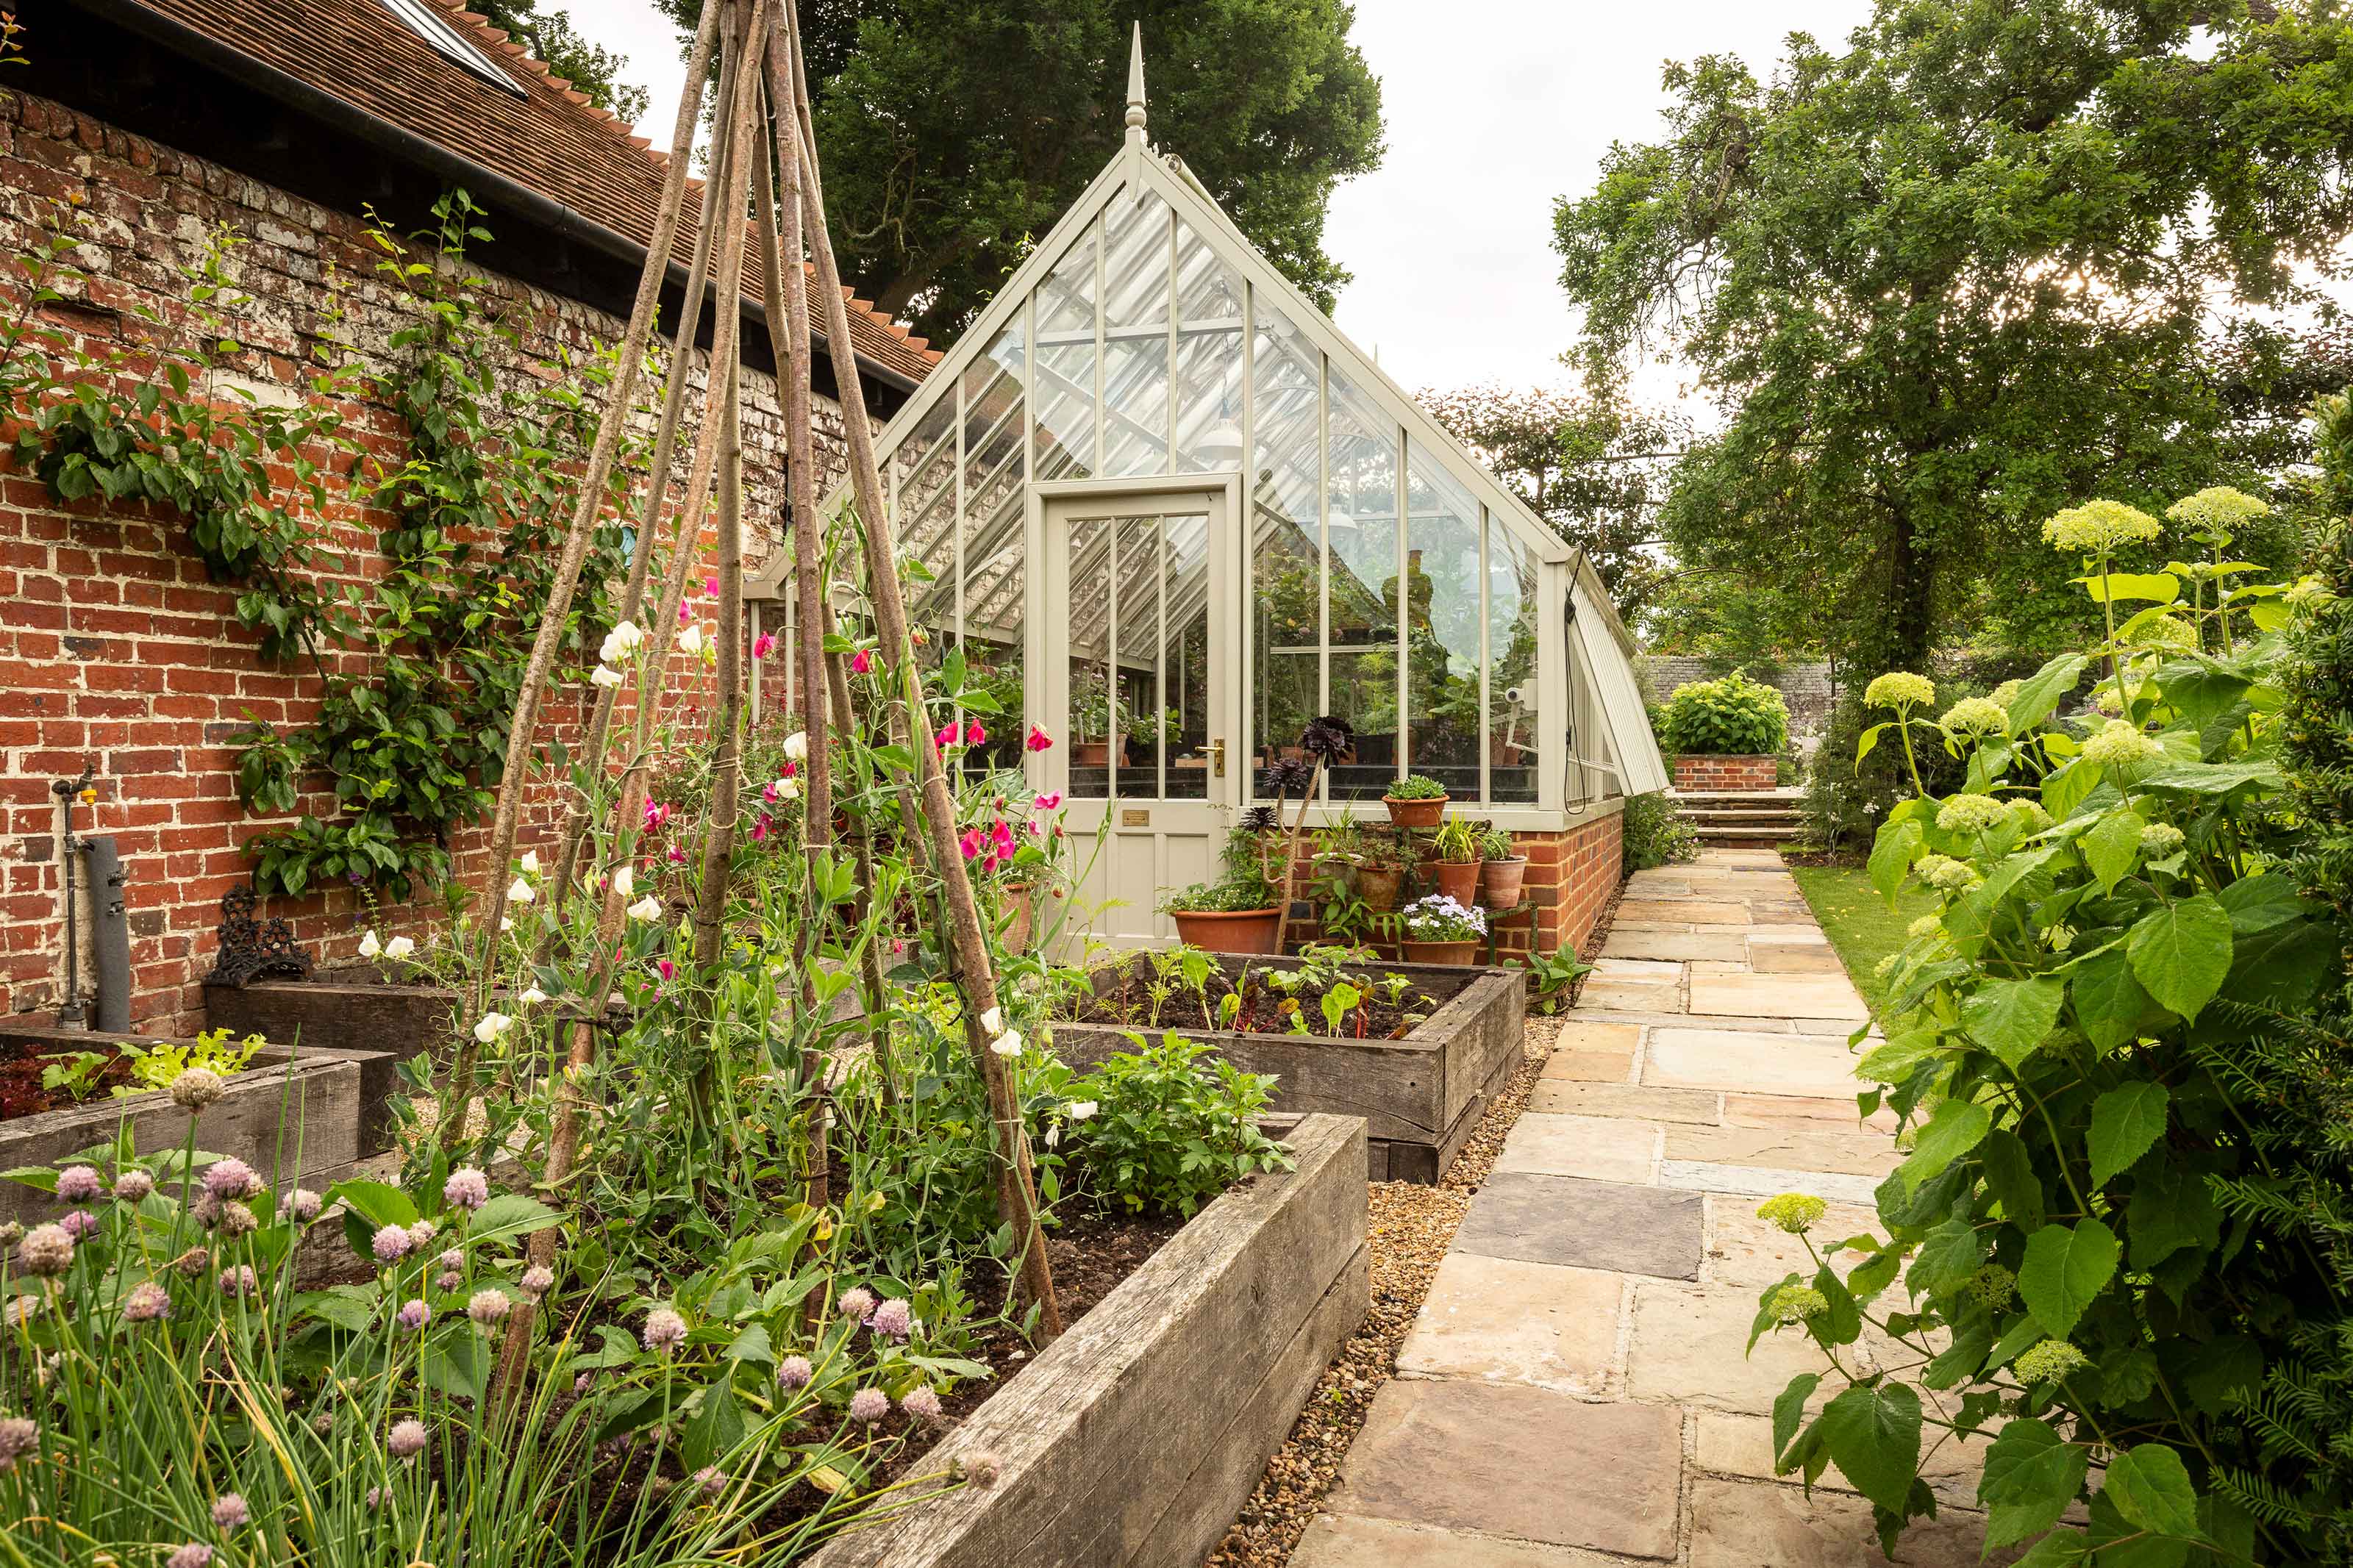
1201,893,1621,1567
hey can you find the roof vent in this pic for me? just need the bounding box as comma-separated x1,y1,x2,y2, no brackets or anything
377,0,528,97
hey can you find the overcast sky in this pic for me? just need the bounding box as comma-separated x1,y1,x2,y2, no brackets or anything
563,0,1877,401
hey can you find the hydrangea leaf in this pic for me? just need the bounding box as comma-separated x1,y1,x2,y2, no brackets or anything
1868,817,1925,907
2135,761,2282,795
2126,895,2232,1020
2074,570,2179,604
2101,1443,2203,1543
2215,872,2307,935
2069,946,2156,1053
1772,1372,1821,1468
2004,653,2090,732
2218,916,2335,1011
2088,1081,2170,1186
2080,810,2145,895
2127,1160,2221,1272
2020,1218,2120,1338
1816,1381,1923,1514
2152,661,2252,728
1900,1097,1993,1195
1980,1417,2090,1547
1963,975,2067,1068
1978,1129,2047,1231
2012,1528,2091,1567
1904,1213,1985,1302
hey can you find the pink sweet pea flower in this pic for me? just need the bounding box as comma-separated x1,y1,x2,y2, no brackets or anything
643,801,670,834
667,845,687,864
779,760,797,779
752,632,776,659
850,648,873,674
936,723,960,750
1025,725,1052,752
965,720,987,746
703,574,721,597
762,781,779,806
751,814,772,842
677,601,691,625
1034,792,1063,811
958,828,982,861
655,958,675,982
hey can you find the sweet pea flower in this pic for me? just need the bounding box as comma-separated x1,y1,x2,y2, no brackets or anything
1034,792,1063,811
752,631,776,659
506,877,535,905
520,986,549,1006
703,573,721,597
612,866,635,898
782,730,809,763
472,1013,514,1045
519,850,540,874
357,930,382,959
601,620,644,661
666,845,688,864
643,801,671,834
779,759,798,778
590,664,625,689
850,647,874,674
627,895,663,922
1025,724,1053,752
679,623,707,657
384,935,415,959
935,722,960,750
776,776,801,801
959,828,983,861
965,720,987,745
751,814,773,842
656,958,676,983
990,1029,1023,1059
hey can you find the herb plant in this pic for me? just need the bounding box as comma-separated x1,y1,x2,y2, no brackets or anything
1068,1033,1293,1217
1386,773,1449,801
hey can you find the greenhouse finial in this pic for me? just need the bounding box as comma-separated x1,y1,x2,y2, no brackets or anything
1125,22,1147,142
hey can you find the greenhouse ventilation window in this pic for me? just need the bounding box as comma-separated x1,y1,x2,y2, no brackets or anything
377,0,527,96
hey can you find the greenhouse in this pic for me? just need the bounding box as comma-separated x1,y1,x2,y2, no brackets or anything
760,37,1663,945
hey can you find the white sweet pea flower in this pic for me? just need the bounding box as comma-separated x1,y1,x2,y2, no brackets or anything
612,866,635,898
507,877,536,905
472,1013,513,1044
499,917,513,933
782,731,809,762
1045,1124,1062,1149
357,931,382,959
590,663,625,689
1067,1100,1099,1121
519,851,540,875
600,620,645,663
979,1006,1004,1035
776,776,801,801
989,1029,1023,1059
678,623,706,656
383,936,415,959
627,895,663,923
519,986,549,1006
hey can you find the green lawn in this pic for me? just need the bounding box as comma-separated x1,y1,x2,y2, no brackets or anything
1788,864,1938,1017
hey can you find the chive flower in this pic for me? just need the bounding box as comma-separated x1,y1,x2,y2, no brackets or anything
900,1386,943,1422
211,1494,251,1530
280,1187,320,1221
443,1168,490,1211
960,1450,1004,1489
371,1225,413,1264
113,1168,157,1203
868,1297,914,1339
217,1265,259,1297
642,1307,688,1354
837,1286,876,1322
165,1545,213,1568
55,1165,103,1203
776,1356,813,1391
0,1417,37,1472
849,1388,889,1423
201,1159,258,1200
18,1223,73,1276
60,1209,101,1242
124,1281,171,1323
467,1289,513,1328
388,1419,429,1460
396,1299,429,1331
170,1069,225,1110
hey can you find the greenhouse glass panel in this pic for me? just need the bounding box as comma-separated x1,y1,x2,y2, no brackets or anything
959,331,1028,770
1171,217,1244,473
897,396,957,617
1100,190,1171,477
1035,225,1097,481
1067,516,1112,799
1249,292,1321,789
1404,440,1483,800
1489,522,1540,803
1325,365,1400,801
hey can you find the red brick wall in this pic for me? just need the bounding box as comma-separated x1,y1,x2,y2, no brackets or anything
1671,753,1778,792
0,89,841,1034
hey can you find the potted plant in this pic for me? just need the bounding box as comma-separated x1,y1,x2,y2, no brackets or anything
1354,829,1412,913
1427,817,1482,904
1477,827,1528,909
1160,876,1283,953
1398,893,1487,967
1073,681,1118,767
1382,772,1449,828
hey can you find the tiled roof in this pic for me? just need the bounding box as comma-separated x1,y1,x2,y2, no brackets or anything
115,0,940,384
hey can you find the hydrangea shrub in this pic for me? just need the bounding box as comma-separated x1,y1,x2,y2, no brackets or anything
1658,670,1790,756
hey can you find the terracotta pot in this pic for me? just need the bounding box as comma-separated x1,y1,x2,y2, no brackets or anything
1429,859,1480,905
1490,737,1526,767
999,881,1037,953
1074,740,1112,767
1171,906,1283,955
1354,865,1403,912
1399,938,1480,967
1479,856,1529,909
1384,793,1449,828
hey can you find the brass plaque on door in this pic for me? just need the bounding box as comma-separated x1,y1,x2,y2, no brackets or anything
1121,809,1151,827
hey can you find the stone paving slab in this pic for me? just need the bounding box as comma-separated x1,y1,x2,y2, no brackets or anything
1748,945,1847,975
1453,1172,1705,1280
1593,957,1686,978
1332,1380,1685,1559
1665,1123,1902,1178
1495,1112,1663,1184
1617,900,1752,926
1659,1160,1884,1207
1723,1092,1896,1134
1692,1411,1993,1511
1579,981,1687,1014
1396,1253,1624,1394
1644,1029,1861,1098
1530,1081,1721,1124
1293,1515,1635,1568
1601,929,1751,962
1542,1050,1638,1084
1624,1284,1882,1414
1684,1478,2013,1567
1688,974,1868,1023
1703,1199,1883,1290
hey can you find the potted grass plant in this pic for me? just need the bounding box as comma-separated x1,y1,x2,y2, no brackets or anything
1399,893,1487,966
1477,826,1529,909
1382,772,1449,828
1426,817,1482,904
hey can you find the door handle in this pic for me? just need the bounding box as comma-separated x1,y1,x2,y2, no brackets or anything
1208,737,1226,778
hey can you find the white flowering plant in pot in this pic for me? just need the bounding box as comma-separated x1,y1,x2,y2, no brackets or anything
1751,488,2345,1564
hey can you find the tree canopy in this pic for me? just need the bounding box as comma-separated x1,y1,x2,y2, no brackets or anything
476,2,649,124
1554,0,2353,677
659,0,1385,346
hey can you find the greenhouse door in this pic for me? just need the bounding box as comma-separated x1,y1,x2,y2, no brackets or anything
1039,484,1237,951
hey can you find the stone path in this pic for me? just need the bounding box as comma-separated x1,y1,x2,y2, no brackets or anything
1293,850,2004,1567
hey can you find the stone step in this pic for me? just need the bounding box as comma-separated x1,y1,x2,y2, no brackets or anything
1670,790,1802,810
1692,821,1808,842
1678,808,1804,824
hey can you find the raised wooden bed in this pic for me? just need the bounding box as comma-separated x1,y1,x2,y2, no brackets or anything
0,1022,395,1222
205,964,459,1073
808,1111,1368,1568
1054,956,1526,1183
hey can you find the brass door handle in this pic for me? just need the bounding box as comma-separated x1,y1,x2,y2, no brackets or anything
1209,737,1227,777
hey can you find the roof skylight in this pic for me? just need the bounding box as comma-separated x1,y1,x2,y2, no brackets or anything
377,0,527,97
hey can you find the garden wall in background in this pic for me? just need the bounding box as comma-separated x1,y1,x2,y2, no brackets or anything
0,88,853,1035
1642,656,1835,738
1671,753,1779,791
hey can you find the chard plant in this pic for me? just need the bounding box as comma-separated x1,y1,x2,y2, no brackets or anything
1754,488,2343,1565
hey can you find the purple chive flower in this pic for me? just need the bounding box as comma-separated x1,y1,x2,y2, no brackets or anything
280,1187,321,1222
774,1356,813,1392
388,1419,429,1460
404,1218,437,1247
17,1223,73,1276
215,1203,258,1239
165,1544,213,1568
201,1159,258,1200
848,1387,889,1423
466,1289,512,1327
642,1308,688,1355
371,1225,413,1264
396,1298,429,1331
210,1493,251,1530
694,1465,725,1497
867,1297,913,1340
574,1372,594,1395
189,1193,224,1230
443,1168,490,1211
172,1246,211,1278
0,1417,37,1473
435,1270,462,1292
115,1170,155,1204
365,1486,388,1509
900,1385,943,1422
836,1286,876,1322
218,1265,259,1297
59,1209,100,1241
124,1281,171,1323
960,1450,1004,1489
437,1249,463,1272
519,1264,554,1297
55,1165,103,1203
